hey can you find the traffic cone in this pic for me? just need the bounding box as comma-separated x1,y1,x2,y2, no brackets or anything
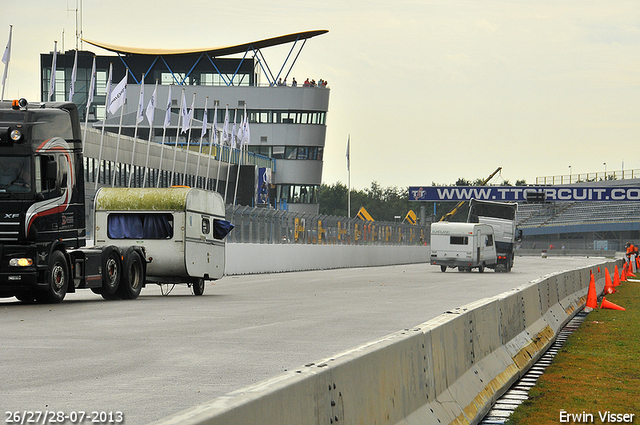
614,265,620,287
604,267,615,294
600,297,625,311
622,266,627,283
585,272,598,311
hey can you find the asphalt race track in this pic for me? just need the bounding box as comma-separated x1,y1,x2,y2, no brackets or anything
1,256,606,424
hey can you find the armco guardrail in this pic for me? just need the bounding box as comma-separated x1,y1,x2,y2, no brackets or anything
150,259,617,425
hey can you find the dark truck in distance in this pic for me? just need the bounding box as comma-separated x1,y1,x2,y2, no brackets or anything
0,99,146,303
467,199,521,272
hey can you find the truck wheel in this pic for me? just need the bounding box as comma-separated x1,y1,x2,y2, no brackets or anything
38,251,68,304
478,264,485,273
118,251,143,300
193,278,205,296
102,250,121,295
440,265,447,273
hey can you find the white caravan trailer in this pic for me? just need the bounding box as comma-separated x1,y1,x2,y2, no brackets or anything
94,187,232,295
430,222,497,272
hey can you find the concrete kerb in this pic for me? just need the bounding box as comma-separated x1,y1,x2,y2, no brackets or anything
149,258,623,425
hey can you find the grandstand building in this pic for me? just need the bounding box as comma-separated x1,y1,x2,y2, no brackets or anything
39,30,330,214
517,178,640,251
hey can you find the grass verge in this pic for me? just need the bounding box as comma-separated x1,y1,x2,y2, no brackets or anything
506,277,640,424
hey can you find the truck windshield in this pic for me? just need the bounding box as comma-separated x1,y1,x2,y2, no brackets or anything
0,156,31,193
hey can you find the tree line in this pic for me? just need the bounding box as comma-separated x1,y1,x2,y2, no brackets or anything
319,178,527,222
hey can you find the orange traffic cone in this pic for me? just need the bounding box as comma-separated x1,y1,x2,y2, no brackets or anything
601,297,625,311
604,267,615,294
614,265,620,287
622,266,627,282
585,272,598,310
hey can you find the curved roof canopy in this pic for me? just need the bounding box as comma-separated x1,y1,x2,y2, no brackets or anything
82,30,328,57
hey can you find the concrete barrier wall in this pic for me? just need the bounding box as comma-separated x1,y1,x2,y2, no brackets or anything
151,258,620,425
225,243,430,275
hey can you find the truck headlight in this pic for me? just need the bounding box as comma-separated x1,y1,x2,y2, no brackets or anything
9,258,33,267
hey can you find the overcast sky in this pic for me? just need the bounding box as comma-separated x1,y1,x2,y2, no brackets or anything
2,1,639,190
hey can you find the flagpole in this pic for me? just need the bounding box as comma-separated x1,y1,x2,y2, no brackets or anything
128,74,144,187
1,25,13,101
182,92,196,186
48,41,57,101
233,106,247,205
347,135,351,218
170,88,186,187
224,107,237,203
142,79,158,188
206,103,217,191
68,50,78,102
82,56,96,151
214,104,224,193
195,96,208,188
217,105,229,194
112,97,126,187
157,85,172,188
95,63,112,191
111,69,128,187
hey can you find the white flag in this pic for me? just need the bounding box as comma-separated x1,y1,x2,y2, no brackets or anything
222,106,229,145
2,25,13,101
231,112,237,150
212,103,218,144
163,85,172,129
241,105,250,146
236,114,244,146
136,79,145,124
108,73,127,115
49,41,57,101
346,136,350,171
245,116,251,145
201,104,208,138
180,91,190,133
68,50,78,102
146,81,157,126
1,26,11,66
86,57,96,109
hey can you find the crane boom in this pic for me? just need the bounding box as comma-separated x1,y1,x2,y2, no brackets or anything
438,167,502,222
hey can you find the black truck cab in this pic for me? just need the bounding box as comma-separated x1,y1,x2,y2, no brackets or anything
0,99,90,301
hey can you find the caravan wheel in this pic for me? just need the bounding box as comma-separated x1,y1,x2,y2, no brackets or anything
193,278,205,296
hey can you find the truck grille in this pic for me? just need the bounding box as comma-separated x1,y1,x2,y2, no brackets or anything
0,221,20,242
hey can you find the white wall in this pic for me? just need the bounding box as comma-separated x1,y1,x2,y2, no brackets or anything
225,243,430,275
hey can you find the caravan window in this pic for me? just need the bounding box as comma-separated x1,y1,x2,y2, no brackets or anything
107,213,174,239
486,235,494,246
202,217,210,235
450,236,469,245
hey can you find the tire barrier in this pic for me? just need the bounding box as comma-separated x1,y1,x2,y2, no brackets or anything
150,259,618,425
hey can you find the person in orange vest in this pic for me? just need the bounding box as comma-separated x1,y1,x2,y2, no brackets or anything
626,242,637,273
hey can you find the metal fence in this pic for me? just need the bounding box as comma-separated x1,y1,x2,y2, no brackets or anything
225,205,429,245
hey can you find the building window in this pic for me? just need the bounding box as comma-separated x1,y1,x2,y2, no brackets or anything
285,147,298,159
276,184,319,204
272,146,285,159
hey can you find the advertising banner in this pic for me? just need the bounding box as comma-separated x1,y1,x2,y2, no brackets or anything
408,186,640,202
257,167,271,206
